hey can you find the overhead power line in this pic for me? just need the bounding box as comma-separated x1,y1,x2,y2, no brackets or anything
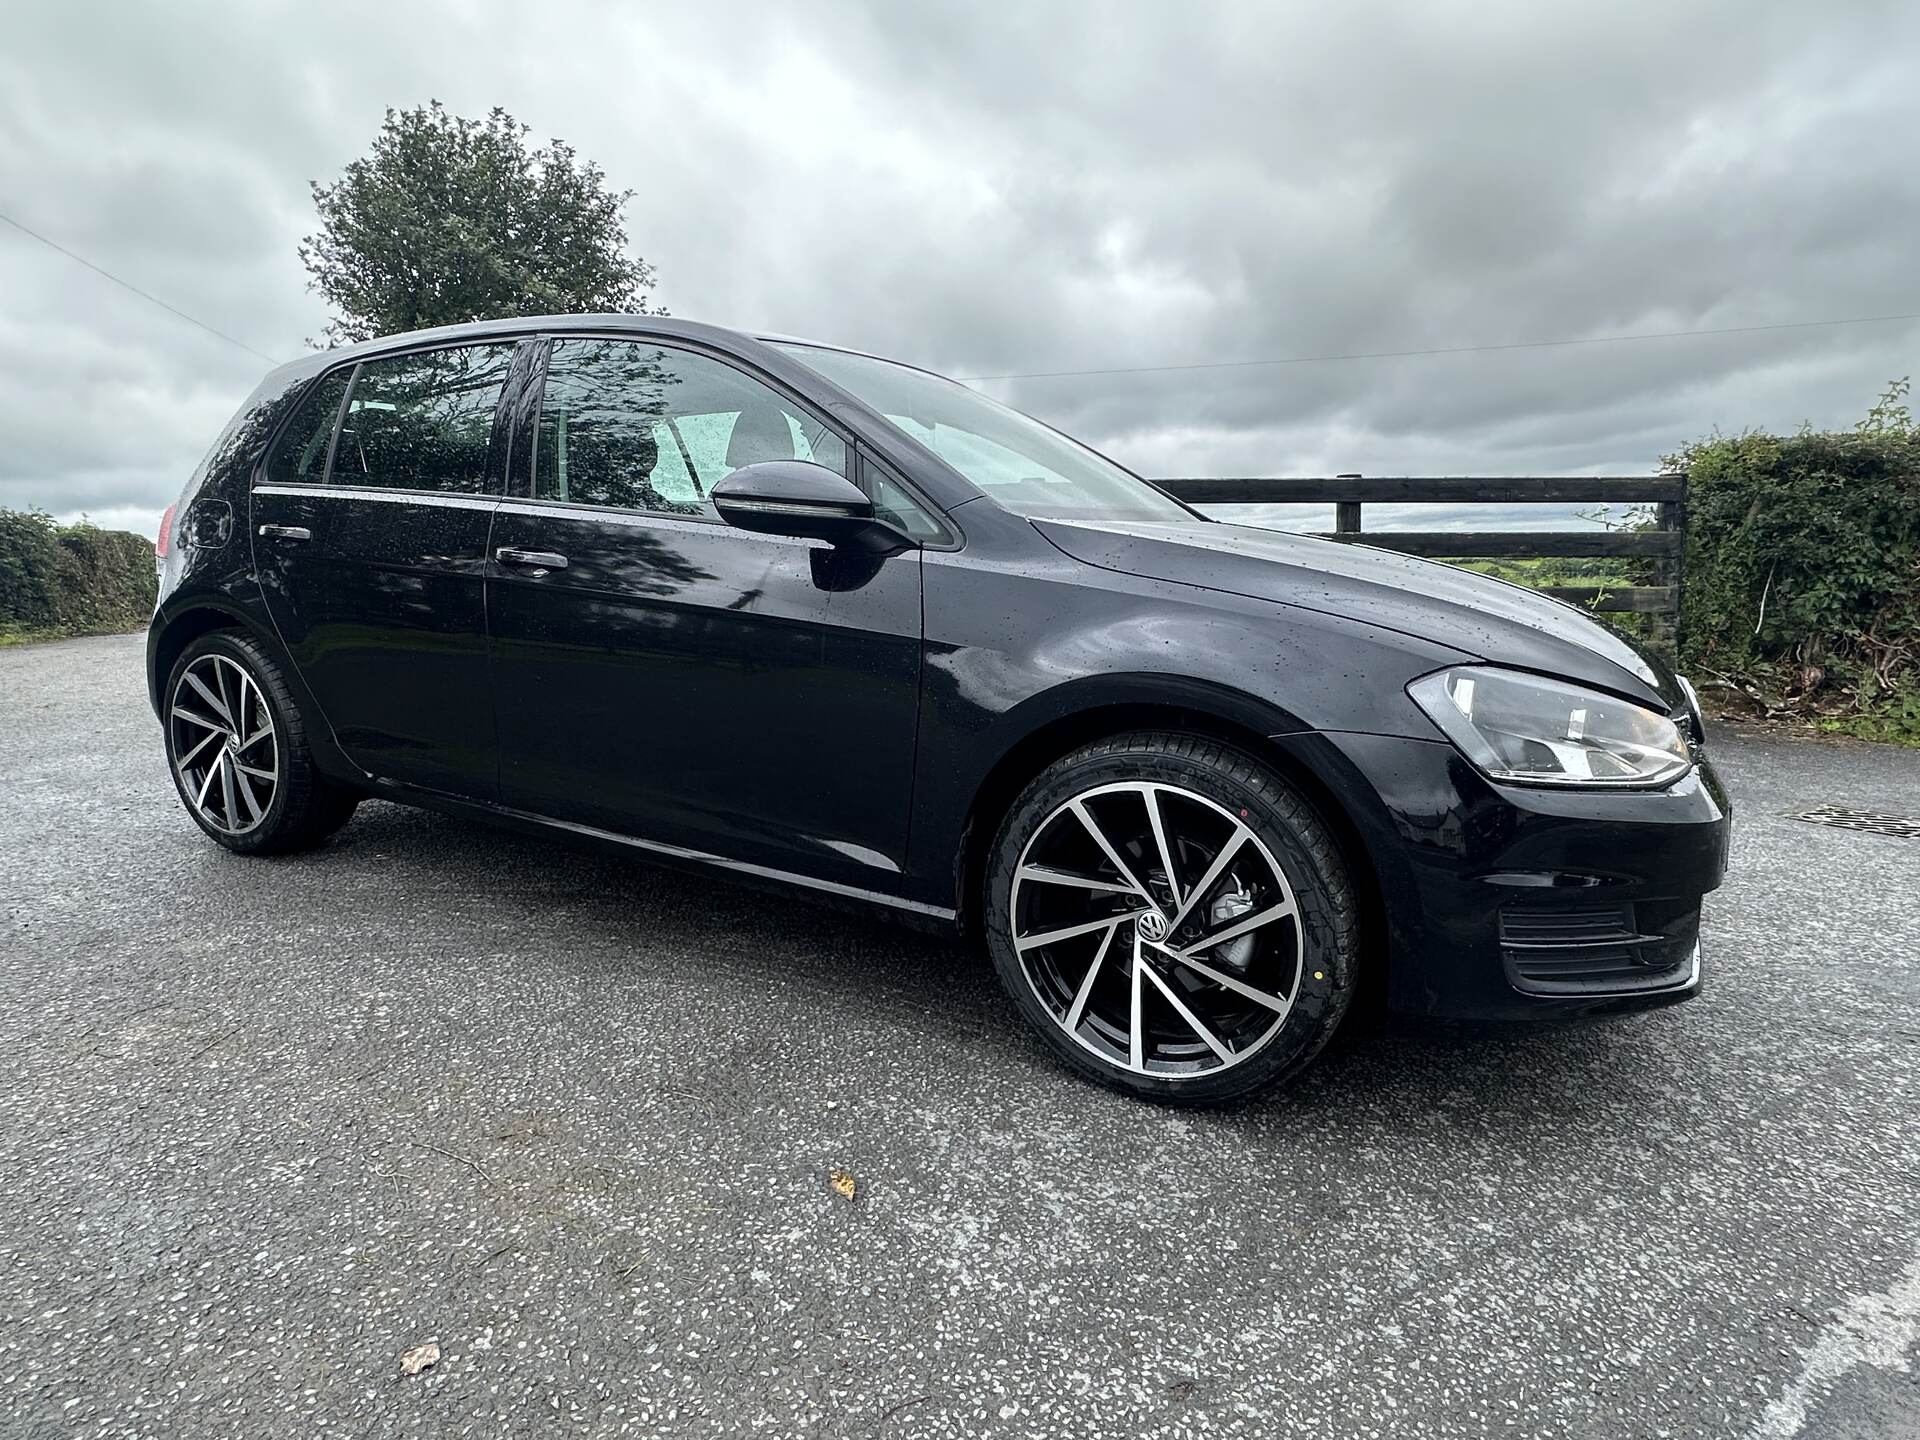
0,208,278,364
955,311,1920,383
4,203,1909,385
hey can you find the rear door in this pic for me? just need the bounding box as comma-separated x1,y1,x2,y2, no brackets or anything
485,334,926,889
252,340,525,797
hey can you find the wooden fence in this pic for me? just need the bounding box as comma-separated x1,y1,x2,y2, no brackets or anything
1156,474,1688,653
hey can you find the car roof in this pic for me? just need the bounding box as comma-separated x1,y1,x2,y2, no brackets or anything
264,314,894,381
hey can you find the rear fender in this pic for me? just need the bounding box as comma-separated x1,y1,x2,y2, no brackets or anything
147,596,365,788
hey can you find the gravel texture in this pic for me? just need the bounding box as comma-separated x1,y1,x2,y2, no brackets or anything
1,632,1917,1438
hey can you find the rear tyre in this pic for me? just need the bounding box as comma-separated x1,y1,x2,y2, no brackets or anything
164,630,359,855
984,732,1359,1105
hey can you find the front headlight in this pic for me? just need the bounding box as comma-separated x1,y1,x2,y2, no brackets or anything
1407,666,1692,787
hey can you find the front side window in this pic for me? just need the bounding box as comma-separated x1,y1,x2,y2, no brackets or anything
262,369,351,487
779,344,1192,524
331,344,516,494
534,339,847,517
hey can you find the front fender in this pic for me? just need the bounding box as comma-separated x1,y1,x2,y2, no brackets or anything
907,535,1476,911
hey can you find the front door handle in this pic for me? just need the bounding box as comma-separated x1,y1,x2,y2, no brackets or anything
496,547,569,571
258,524,311,542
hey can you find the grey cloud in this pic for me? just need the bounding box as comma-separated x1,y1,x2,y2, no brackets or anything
1,0,1915,540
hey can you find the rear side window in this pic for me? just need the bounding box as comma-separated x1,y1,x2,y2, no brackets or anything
262,370,351,486
534,339,847,517
332,343,517,495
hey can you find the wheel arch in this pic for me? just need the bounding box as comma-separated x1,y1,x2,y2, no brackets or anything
146,599,359,785
953,682,1391,1018
147,600,264,715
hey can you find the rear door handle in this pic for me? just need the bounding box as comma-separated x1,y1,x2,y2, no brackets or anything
258,525,311,542
496,547,569,571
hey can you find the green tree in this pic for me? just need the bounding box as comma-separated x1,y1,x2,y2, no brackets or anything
300,102,658,345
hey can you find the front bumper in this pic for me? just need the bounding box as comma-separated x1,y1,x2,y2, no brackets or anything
1272,730,1731,1021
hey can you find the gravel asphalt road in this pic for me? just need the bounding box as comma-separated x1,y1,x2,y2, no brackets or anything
2,632,1917,1439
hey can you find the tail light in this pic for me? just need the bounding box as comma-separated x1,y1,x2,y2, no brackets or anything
157,504,176,559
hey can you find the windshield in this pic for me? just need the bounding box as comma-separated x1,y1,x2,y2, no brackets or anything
777,344,1194,523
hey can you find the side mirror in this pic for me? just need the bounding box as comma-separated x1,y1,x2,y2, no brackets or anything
710,461,908,553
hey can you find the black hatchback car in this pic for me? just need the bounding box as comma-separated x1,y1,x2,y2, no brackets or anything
149,315,1730,1102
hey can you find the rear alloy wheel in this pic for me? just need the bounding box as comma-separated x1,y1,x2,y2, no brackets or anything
985,733,1358,1103
169,651,278,836
164,631,359,855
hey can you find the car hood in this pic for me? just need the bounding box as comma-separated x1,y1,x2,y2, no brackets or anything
1032,516,1681,710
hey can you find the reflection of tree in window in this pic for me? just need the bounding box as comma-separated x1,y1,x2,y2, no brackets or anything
263,370,352,485
336,344,515,494
536,344,683,511
535,340,846,517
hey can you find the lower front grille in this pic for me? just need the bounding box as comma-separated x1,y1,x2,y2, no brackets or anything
1500,900,1699,996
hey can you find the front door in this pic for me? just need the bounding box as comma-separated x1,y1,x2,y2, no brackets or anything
251,340,523,797
485,335,924,889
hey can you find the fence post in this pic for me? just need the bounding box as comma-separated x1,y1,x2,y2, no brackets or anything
1643,481,1689,668
1334,474,1363,535
1655,472,1688,662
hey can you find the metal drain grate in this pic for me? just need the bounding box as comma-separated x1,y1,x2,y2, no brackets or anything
1788,804,1920,839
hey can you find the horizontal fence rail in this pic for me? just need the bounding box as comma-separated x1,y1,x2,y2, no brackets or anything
1155,474,1688,650
1160,475,1689,506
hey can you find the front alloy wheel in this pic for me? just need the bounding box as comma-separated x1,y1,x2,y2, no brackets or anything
985,734,1358,1103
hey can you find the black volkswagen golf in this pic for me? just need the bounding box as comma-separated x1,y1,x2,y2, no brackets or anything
149,316,1730,1103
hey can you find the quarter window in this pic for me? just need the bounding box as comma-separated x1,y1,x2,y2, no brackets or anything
862,456,950,543
262,369,351,487
331,344,516,494
534,339,847,517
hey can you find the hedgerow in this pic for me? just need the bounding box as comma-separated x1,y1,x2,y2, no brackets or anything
1669,380,1920,742
0,509,156,640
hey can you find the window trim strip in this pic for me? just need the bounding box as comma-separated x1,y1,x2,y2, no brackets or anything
252,483,501,512
491,498,836,550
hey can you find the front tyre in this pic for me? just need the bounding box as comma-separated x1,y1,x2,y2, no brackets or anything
164,630,359,855
984,732,1359,1105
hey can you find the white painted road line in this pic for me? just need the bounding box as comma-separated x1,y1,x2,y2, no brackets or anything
1747,1251,1920,1438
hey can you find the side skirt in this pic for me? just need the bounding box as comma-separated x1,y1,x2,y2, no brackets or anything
360,777,962,931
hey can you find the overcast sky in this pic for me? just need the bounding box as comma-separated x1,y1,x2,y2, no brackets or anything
3,0,1916,538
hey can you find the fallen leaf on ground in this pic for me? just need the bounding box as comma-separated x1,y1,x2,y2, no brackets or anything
828,1168,857,1201
399,1340,441,1376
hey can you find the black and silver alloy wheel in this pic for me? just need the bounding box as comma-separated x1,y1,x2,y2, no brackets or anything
169,652,278,835
163,631,360,855
1013,781,1302,1078
986,733,1358,1104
